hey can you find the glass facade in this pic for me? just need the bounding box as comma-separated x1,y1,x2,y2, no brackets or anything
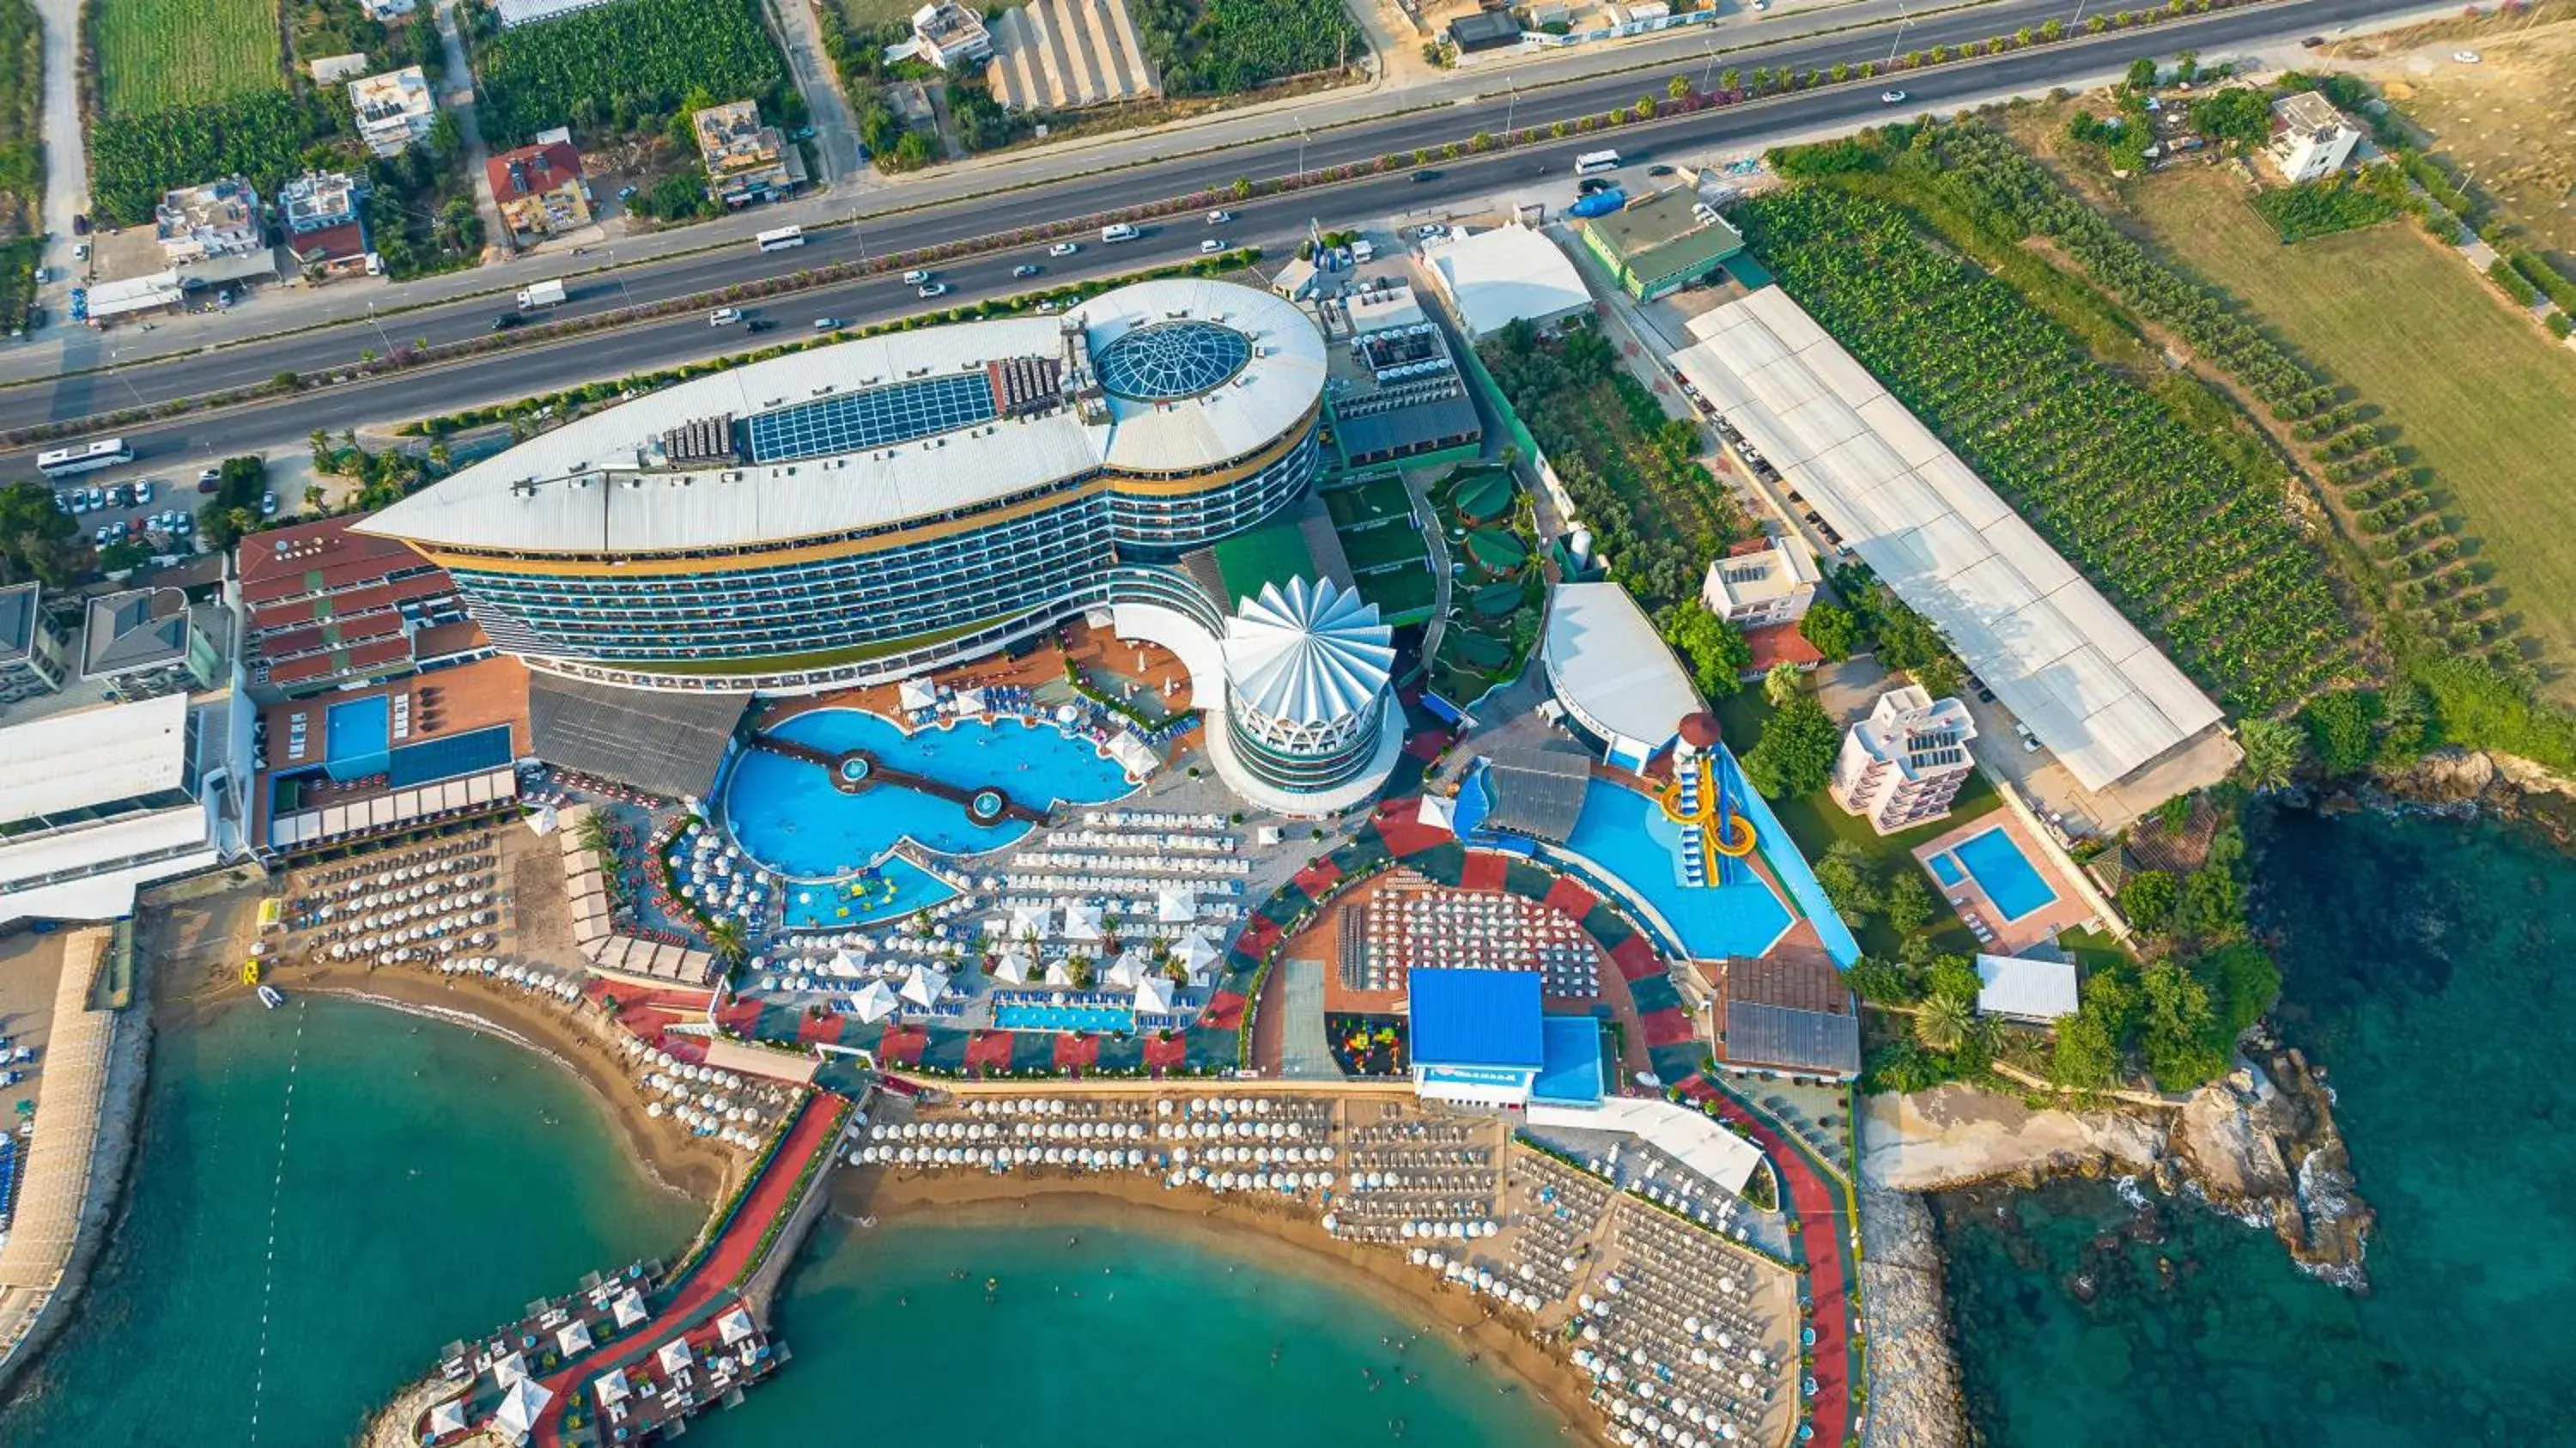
743,374,999,464
1224,695,1388,792
1096,320,1255,400
446,426,1319,679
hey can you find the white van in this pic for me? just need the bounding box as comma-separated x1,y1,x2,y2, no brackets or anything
1100,223,1139,243
708,307,743,326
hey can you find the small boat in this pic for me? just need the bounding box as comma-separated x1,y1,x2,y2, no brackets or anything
257,983,285,1010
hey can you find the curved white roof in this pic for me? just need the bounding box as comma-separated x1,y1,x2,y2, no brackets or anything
1222,578,1394,727
1541,581,1699,752
359,277,1327,556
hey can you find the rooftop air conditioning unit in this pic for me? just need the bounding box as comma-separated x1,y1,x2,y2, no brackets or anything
720,470,744,483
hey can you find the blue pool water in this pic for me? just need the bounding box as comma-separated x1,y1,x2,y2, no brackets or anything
1953,826,2057,921
1557,780,1793,959
323,695,390,780
994,1003,1138,1034
1929,853,1965,888
782,856,958,931
724,709,1136,878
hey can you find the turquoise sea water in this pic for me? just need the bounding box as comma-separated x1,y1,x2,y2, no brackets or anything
1938,806,2576,1446
683,1212,1565,1448
0,995,698,1446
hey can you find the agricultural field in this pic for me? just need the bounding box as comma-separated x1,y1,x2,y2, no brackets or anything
0,0,38,241
473,0,795,149
89,0,284,119
2346,6,2576,257
1127,0,1361,97
1733,184,2352,717
2123,167,2576,697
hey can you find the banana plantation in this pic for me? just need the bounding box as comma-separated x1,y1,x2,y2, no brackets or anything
1734,186,2352,717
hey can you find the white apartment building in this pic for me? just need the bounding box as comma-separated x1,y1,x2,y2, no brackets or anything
0,694,248,927
1830,684,1977,836
2268,91,2360,184
349,66,438,156
1701,537,1820,630
153,177,263,265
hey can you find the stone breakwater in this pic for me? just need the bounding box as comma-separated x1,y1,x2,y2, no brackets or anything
1854,1183,1965,1448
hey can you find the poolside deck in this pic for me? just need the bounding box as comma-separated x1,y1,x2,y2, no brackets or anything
1907,812,2092,956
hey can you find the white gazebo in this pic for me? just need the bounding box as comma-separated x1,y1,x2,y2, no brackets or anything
900,963,951,1008
1104,948,1151,989
1156,885,1195,924
954,687,989,716
851,979,901,1024
828,950,864,979
492,1350,530,1388
556,1318,593,1356
492,1378,553,1442
611,1287,649,1329
1045,957,1076,987
1010,901,1053,943
1062,903,1103,943
1176,932,1220,984
656,1337,695,1376
898,677,938,712
717,1305,758,1347
1419,792,1456,832
1134,975,1177,1014
428,1397,470,1439
992,946,1035,985
592,1368,632,1409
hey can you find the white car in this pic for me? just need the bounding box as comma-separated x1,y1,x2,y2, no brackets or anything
708,307,742,326
1880,89,1909,105
1206,210,1232,224
2451,49,2480,63
917,282,949,298
812,317,842,331
1413,222,1449,240
2013,721,2040,753
1200,238,1226,253
1048,241,1080,257
902,268,933,285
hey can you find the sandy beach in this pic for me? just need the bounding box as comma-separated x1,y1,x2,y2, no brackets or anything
161,961,736,1206
835,1165,1615,1446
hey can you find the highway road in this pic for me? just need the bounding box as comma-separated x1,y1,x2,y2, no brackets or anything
9,0,2430,478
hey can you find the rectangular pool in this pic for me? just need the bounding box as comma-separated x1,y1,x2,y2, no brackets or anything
994,1002,1137,1035
1953,827,2058,922
1927,853,1965,888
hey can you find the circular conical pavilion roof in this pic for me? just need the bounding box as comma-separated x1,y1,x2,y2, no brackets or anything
1221,578,1394,727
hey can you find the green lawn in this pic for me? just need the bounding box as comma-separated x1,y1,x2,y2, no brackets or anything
2128,169,2576,700
91,0,283,118
1354,566,1436,623
1322,477,1413,527
830,0,921,25
1340,522,1431,573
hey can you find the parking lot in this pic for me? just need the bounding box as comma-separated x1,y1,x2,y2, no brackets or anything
45,461,276,558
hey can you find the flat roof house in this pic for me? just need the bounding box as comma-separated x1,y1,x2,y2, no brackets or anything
1701,535,1819,630
2268,91,2360,185
1831,684,1976,836
349,65,438,157
1574,186,1745,301
1421,224,1591,341
693,101,804,207
154,177,263,265
906,2,993,69
81,587,221,703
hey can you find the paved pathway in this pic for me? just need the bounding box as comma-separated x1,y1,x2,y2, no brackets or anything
29,0,85,314
433,0,509,259
768,0,862,185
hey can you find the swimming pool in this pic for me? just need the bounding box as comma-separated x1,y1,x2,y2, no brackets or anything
324,695,391,780
1557,781,1793,960
1953,827,2058,922
782,857,958,931
1928,853,1965,888
724,709,1136,879
993,1002,1138,1035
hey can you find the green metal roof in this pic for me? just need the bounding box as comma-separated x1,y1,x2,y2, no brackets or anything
1580,187,1745,283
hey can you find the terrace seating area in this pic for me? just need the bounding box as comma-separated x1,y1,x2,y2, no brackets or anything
1341,885,1601,998
624,1044,798,1151
284,835,505,969
848,1096,1341,1194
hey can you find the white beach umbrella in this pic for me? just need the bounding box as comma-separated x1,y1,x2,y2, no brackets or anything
901,964,951,1008
897,677,938,712
1134,976,1176,1014
851,980,901,1025
993,947,1034,986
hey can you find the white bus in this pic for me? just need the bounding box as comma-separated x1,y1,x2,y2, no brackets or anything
755,225,805,252
1573,149,1623,176
37,437,132,478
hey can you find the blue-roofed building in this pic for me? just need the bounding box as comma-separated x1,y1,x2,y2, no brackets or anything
1407,969,1545,1106
1533,1015,1606,1106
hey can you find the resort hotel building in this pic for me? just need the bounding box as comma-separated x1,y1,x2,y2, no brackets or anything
361,277,1413,813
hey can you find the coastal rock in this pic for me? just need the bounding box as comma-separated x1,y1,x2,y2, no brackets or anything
1855,1183,1968,1448
1860,1085,2164,1191
2168,1048,2374,1287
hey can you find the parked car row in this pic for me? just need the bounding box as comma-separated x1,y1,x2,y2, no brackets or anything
54,478,155,514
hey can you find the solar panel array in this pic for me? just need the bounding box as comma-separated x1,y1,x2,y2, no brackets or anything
743,373,998,464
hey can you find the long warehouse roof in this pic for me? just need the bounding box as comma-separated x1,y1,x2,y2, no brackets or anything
360,277,1327,557
1668,288,2222,793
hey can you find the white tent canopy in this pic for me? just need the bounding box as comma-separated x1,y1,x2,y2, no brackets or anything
1176,932,1220,983
1418,792,1456,831
611,1287,649,1329
493,1377,553,1439
1157,885,1195,923
1062,903,1103,942
897,677,938,711
851,979,901,1024
492,1350,530,1388
828,950,863,978
428,1398,470,1437
1011,901,1053,942
593,1368,632,1408
900,963,951,1008
556,1318,593,1356
954,687,988,716
717,1305,758,1346
1045,957,1076,987
1134,975,1176,1013
656,1337,694,1375
1104,948,1151,989
992,946,1034,985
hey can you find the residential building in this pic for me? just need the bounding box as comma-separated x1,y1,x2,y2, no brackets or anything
1975,952,2080,1023
2268,91,2361,184
905,2,993,69
691,100,802,207
1830,684,1977,835
80,587,221,703
485,140,592,240
0,693,244,926
237,514,469,697
1448,9,1523,51
1574,186,1746,301
361,0,418,15
1700,535,1819,630
349,66,438,156
153,177,263,265
357,278,1327,697
0,582,70,703
278,170,366,233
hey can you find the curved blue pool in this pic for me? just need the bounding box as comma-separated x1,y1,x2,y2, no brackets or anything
723,709,1137,879
1557,781,1795,960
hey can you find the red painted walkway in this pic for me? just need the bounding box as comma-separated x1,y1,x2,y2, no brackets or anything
526,1093,844,1444
1680,1079,1852,1448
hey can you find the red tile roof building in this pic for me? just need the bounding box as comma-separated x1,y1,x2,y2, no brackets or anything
238,514,477,697
484,140,592,239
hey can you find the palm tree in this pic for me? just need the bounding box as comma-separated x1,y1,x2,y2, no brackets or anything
2237,717,2300,794
706,919,749,976
577,811,613,856
1914,992,1976,1053
1762,661,1806,708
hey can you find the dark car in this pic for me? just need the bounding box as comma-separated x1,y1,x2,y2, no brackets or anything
1410,168,1441,183
1648,164,1676,177
745,318,776,333
2300,34,2325,46
491,313,523,332
1577,177,1613,195
71,212,89,234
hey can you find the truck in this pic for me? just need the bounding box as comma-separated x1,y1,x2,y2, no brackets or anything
516,279,568,309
